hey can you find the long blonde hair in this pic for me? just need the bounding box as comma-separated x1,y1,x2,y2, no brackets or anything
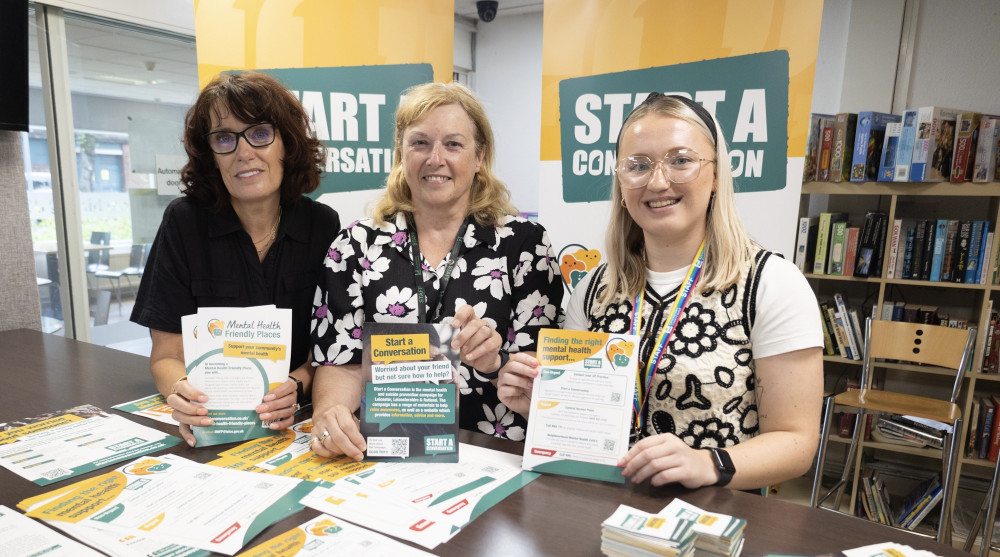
598,95,752,312
372,82,517,226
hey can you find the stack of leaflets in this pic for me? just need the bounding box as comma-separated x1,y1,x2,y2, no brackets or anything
874,415,946,449
659,499,746,556
601,505,697,557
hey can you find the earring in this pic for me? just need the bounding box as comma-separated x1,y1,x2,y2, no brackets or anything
620,197,627,207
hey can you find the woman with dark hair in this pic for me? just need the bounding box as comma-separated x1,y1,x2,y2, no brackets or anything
307,82,562,460
131,70,340,446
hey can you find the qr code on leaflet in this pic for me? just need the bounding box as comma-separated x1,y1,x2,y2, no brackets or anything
610,391,622,403
41,468,72,481
603,438,616,452
367,437,409,457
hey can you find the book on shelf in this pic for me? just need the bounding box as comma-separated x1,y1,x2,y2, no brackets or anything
885,219,903,279
830,112,858,182
831,310,855,360
902,303,920,323
940,219,960,281
853,211,886,278
951,112,984,183
928,219,948,282
818,302,838,356
878,121,904,182
983,397,999,460
981,305,996,375
964,220,987,284
910,106,963,182
918,219,936,281
894,109,920,182
917,305,939,324
990,395,1000,463
803,113,833,182
817,117,835,182
967,396,981,458
972,117,1000,183
827,220,849,276
875,415,944,448
895,475,942,531
900,225,916,279
833,293,862,360
872,213,889,278
981,232,995,285
853,111,901,182
794,216,819,272
953,221,972,282
813,212,848,275
843,227,860,277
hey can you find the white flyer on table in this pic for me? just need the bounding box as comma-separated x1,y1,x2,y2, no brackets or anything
301,443,537,549
236,513,433,556
17,454,313,556
521,328,638,483
0,412,179,485
183,306,291,446
0,505,103,557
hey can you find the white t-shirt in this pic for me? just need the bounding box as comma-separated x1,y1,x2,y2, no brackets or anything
565,254,823,359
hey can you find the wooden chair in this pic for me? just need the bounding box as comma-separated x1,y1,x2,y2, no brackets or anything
809,317,977,545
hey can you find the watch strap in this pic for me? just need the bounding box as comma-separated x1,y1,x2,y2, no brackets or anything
290,375,306,404
478,349,509,380
708,447,735,487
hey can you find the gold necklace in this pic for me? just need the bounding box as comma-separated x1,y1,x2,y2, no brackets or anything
251,206,282,256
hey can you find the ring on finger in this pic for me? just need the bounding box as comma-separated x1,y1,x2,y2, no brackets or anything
292,402,301,413
317,430,330,445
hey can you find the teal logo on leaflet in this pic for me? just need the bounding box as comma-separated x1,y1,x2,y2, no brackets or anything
251,64,433,196
425,434,456,455
558,51,789,203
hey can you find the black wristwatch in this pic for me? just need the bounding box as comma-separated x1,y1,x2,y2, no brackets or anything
707,447,735,487
478,349,509,380
290,375,306,405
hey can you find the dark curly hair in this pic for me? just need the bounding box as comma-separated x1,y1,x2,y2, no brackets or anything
180,71,324,210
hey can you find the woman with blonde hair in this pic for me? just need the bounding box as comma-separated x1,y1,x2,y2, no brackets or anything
499,93,822,490
309,82,562,460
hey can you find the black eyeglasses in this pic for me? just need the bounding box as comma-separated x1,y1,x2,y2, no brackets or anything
204,122,275,154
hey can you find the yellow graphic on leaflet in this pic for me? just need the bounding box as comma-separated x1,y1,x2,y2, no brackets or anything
536,401,560,410
558,245,602,292
126,459,171,475
310,518,342,536
370,334,429,363
268,452,375,482
235,528,306,556
139,512,165,531
538,329,607,365
646,517,666,529
224,341,287,362
697,515,719,526
24,471,128,523
194,0,454,85
0,414,85,444
539,0,823,160
606,339,634,368
207,319,225,337
325,495,346,506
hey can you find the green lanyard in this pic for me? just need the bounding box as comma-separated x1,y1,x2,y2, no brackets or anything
407,216,471,323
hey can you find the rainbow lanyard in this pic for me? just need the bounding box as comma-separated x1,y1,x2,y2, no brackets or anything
630,238,706,432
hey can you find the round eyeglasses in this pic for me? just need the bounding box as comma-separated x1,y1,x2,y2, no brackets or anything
204,122,275,154
615,149,716,189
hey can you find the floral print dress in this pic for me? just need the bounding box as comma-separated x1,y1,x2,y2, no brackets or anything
311,213,563,441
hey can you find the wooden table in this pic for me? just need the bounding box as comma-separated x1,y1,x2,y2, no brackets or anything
0,329,968,556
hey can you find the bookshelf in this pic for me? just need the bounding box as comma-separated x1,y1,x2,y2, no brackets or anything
800,180,1000,535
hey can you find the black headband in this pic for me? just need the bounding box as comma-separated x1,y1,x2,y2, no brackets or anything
614,92,718,156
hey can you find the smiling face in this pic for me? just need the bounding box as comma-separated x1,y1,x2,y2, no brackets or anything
618,114,716,248
210,104,285,209
401,103,484,215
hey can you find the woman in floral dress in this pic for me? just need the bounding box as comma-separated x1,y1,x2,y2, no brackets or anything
309,82,562,460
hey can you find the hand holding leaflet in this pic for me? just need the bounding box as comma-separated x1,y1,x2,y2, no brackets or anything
521,328,638,482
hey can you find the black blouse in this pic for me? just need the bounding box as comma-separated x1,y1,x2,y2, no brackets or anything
131,195,340,370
